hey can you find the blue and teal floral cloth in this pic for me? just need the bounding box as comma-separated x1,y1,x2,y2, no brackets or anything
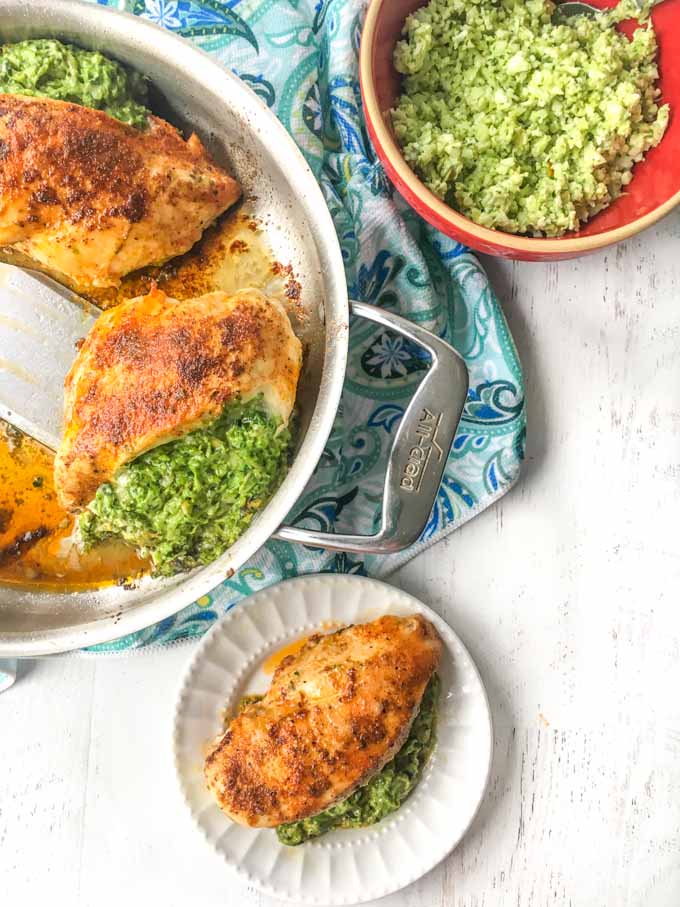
87,0,526,651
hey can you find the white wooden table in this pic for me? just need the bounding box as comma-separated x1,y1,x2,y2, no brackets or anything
2,213,680,907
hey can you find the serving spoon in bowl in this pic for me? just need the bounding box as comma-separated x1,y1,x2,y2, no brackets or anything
553,0,665,23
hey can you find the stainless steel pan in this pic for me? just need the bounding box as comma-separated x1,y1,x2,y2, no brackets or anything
0,0,468,655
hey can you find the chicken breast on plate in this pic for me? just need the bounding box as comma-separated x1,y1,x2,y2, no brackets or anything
0,95,240,290
204,614,442,828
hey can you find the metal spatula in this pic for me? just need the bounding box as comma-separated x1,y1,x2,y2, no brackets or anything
0,263,99,451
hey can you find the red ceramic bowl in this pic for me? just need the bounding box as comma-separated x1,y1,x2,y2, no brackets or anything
360,0,680,260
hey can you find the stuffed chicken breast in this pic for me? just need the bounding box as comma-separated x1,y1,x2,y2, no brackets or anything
204,615,442,832
54,287,301,575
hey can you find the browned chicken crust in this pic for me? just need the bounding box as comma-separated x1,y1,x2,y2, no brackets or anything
204,614,442,828
54,287,301,512
0,94,240,289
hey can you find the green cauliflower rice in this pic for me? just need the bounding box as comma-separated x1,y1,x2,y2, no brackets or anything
392,0,669,236
79,398,292,577
0,39,149,128
276,673,440,846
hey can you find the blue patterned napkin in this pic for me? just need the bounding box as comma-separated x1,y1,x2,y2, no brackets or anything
85,0,525,652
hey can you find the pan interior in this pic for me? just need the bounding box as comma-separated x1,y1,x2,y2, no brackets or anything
0,2,347,652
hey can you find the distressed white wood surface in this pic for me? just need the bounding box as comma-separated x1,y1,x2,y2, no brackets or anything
2,212,680,906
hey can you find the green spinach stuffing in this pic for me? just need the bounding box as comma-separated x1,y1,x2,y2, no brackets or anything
392,0,669,236
276,673,440,846
79,399,292,577
0,39,149,128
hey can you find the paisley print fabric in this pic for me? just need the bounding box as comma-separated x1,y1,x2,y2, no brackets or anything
85,0,526,651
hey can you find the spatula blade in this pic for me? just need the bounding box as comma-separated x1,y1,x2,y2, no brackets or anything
0,264,99,451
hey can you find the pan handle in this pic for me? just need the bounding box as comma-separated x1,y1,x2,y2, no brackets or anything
273,300,469,554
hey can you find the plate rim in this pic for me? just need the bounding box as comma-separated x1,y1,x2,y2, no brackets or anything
172,574,494,904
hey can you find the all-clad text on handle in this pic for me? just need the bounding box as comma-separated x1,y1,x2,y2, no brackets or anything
274,301,469,554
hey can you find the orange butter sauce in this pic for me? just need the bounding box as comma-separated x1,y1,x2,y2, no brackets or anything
262,635,313,675
262,623,345,675
0,422,146,589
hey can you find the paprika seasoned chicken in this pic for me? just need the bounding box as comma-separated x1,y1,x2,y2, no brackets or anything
0,95,240,290
204,614,443,828
54,287,302,512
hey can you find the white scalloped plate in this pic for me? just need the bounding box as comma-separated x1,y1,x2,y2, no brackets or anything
173,575,493,904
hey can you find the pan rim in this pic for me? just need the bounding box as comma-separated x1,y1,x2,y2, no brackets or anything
0,0,349,656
